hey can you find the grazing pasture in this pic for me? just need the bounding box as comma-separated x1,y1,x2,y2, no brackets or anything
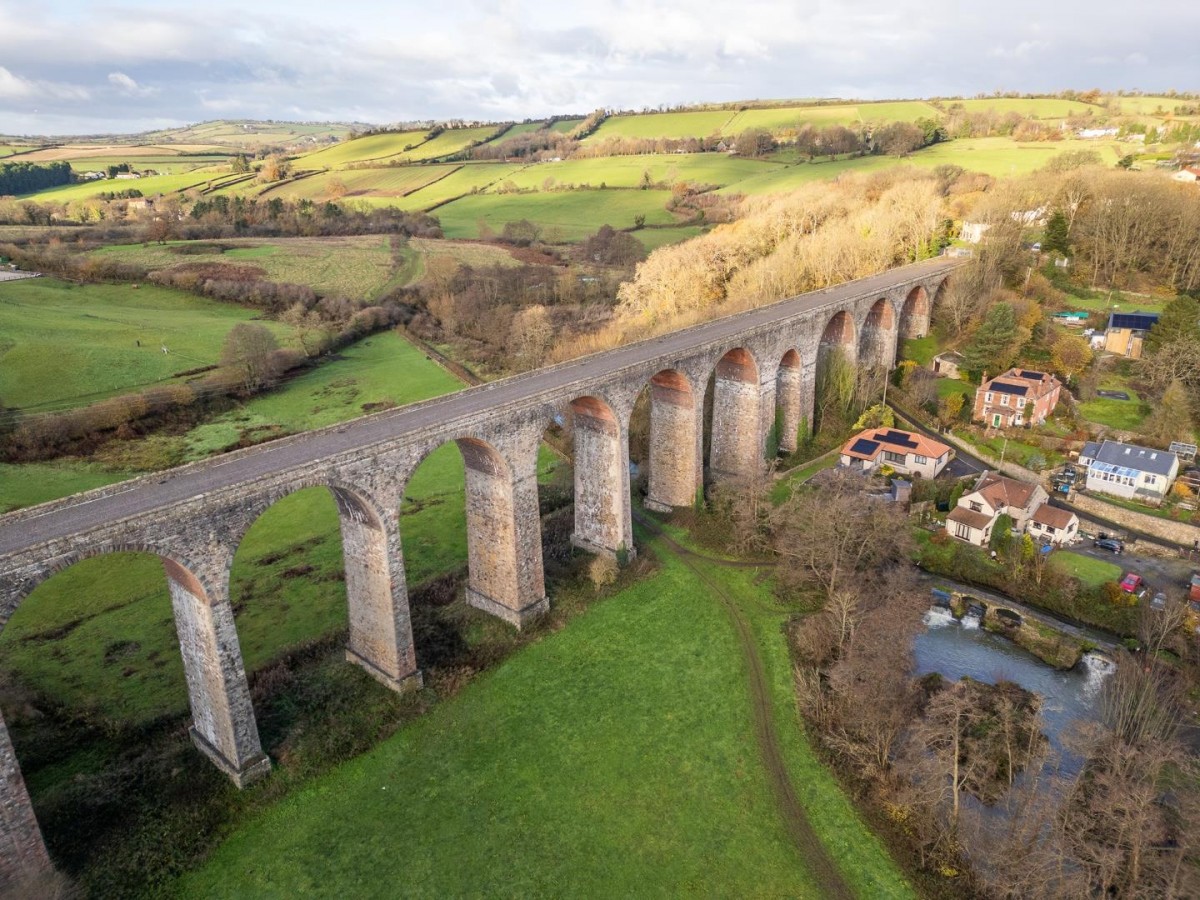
496,153,782,190
948,97,1102,118
261,165,456,201
14,171,224,201
92,234,402,298
433,189,677,241
296,131,432,168
0,276,291,412
586,109,739,141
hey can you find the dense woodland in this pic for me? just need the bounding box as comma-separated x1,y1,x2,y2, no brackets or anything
0,160,72,196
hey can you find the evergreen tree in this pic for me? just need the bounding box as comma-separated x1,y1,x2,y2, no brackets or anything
963,302,1019,377
1042,209,1071,256
1144,295,1200,356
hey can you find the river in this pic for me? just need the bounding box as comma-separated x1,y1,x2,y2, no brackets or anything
916,606,1116,776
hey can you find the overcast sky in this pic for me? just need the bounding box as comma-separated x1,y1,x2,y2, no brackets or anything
2,1,1197,136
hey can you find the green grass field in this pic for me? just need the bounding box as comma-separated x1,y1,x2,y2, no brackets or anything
498,153,782,191
434,189,678,241
0,277,292,411
587,110,739,141
1048,551,1122,589
261,165,455,200
949,98,1102,118
1,332,467,726
292,131,431,168
0,461,128,513
635,225,707,252
92,235,402,299
141,120,355,148
177,530,912,899
16,171,220,202
393,163,524,210
549,118,583,134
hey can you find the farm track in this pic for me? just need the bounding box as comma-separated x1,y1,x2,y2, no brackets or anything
633,511,856,900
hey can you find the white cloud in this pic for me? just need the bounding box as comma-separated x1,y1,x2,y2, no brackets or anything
0,66,34,99
108,71,156,97
2,0,1198,134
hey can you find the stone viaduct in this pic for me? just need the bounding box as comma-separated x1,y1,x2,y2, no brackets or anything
0,257,958,885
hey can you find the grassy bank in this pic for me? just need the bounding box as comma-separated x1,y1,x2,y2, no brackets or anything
179,528,910,898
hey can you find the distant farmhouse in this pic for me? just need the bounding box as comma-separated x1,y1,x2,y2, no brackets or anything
973,368,1062,428
1104,311,1159,359
1173,166,1200,183
838,428,953,478
1079,439,1179,503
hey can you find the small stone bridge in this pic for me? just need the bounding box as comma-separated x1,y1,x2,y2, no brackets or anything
0,257,959,884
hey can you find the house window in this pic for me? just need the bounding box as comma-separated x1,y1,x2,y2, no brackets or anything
1143,474,1155,484
1000,395,1009,406
969,501,983,512
914,454,928,464
1017,397,1026,409
1045,525,1056,533
985,392,993,403
883,451,905,464
955,522,972,539
1015,415,1023,426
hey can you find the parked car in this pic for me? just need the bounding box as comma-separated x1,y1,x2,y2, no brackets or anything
1150,592,1167,611
1120,572,1144,593
1094,538,1124,553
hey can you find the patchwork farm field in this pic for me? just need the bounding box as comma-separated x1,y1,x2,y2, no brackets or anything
141,120,356,148
0,277,291,412
92,234,404,299
587,109,740,141
15,171,226,202
434,189,678,240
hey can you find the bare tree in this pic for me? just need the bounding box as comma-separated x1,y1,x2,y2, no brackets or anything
772,469,914,598
220,322,280,392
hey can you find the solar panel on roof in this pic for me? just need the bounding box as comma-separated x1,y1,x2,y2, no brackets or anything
1019,370,1044,380
880,430,918,449
1109,312,1159,331
849,438,880,456
990,382,1029,396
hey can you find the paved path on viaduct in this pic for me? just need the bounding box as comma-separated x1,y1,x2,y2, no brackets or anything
0,256,959,886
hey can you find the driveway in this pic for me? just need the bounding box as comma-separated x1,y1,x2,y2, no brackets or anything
1061,539,1195,596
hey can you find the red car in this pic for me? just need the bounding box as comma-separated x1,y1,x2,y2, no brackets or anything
1120,572,1143,593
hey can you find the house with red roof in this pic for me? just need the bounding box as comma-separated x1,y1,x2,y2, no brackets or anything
838,427,953,478
973,368,1062,428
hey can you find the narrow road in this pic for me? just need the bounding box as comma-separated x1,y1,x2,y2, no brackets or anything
633,512,856,900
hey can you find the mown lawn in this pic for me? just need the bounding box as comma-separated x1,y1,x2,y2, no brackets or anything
1048,551,1122,590
0,276,291,411
901,335,939,365
1077,378,1150,431
178,533,911,899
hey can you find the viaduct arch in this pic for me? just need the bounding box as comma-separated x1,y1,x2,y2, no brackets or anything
0,257,958,886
